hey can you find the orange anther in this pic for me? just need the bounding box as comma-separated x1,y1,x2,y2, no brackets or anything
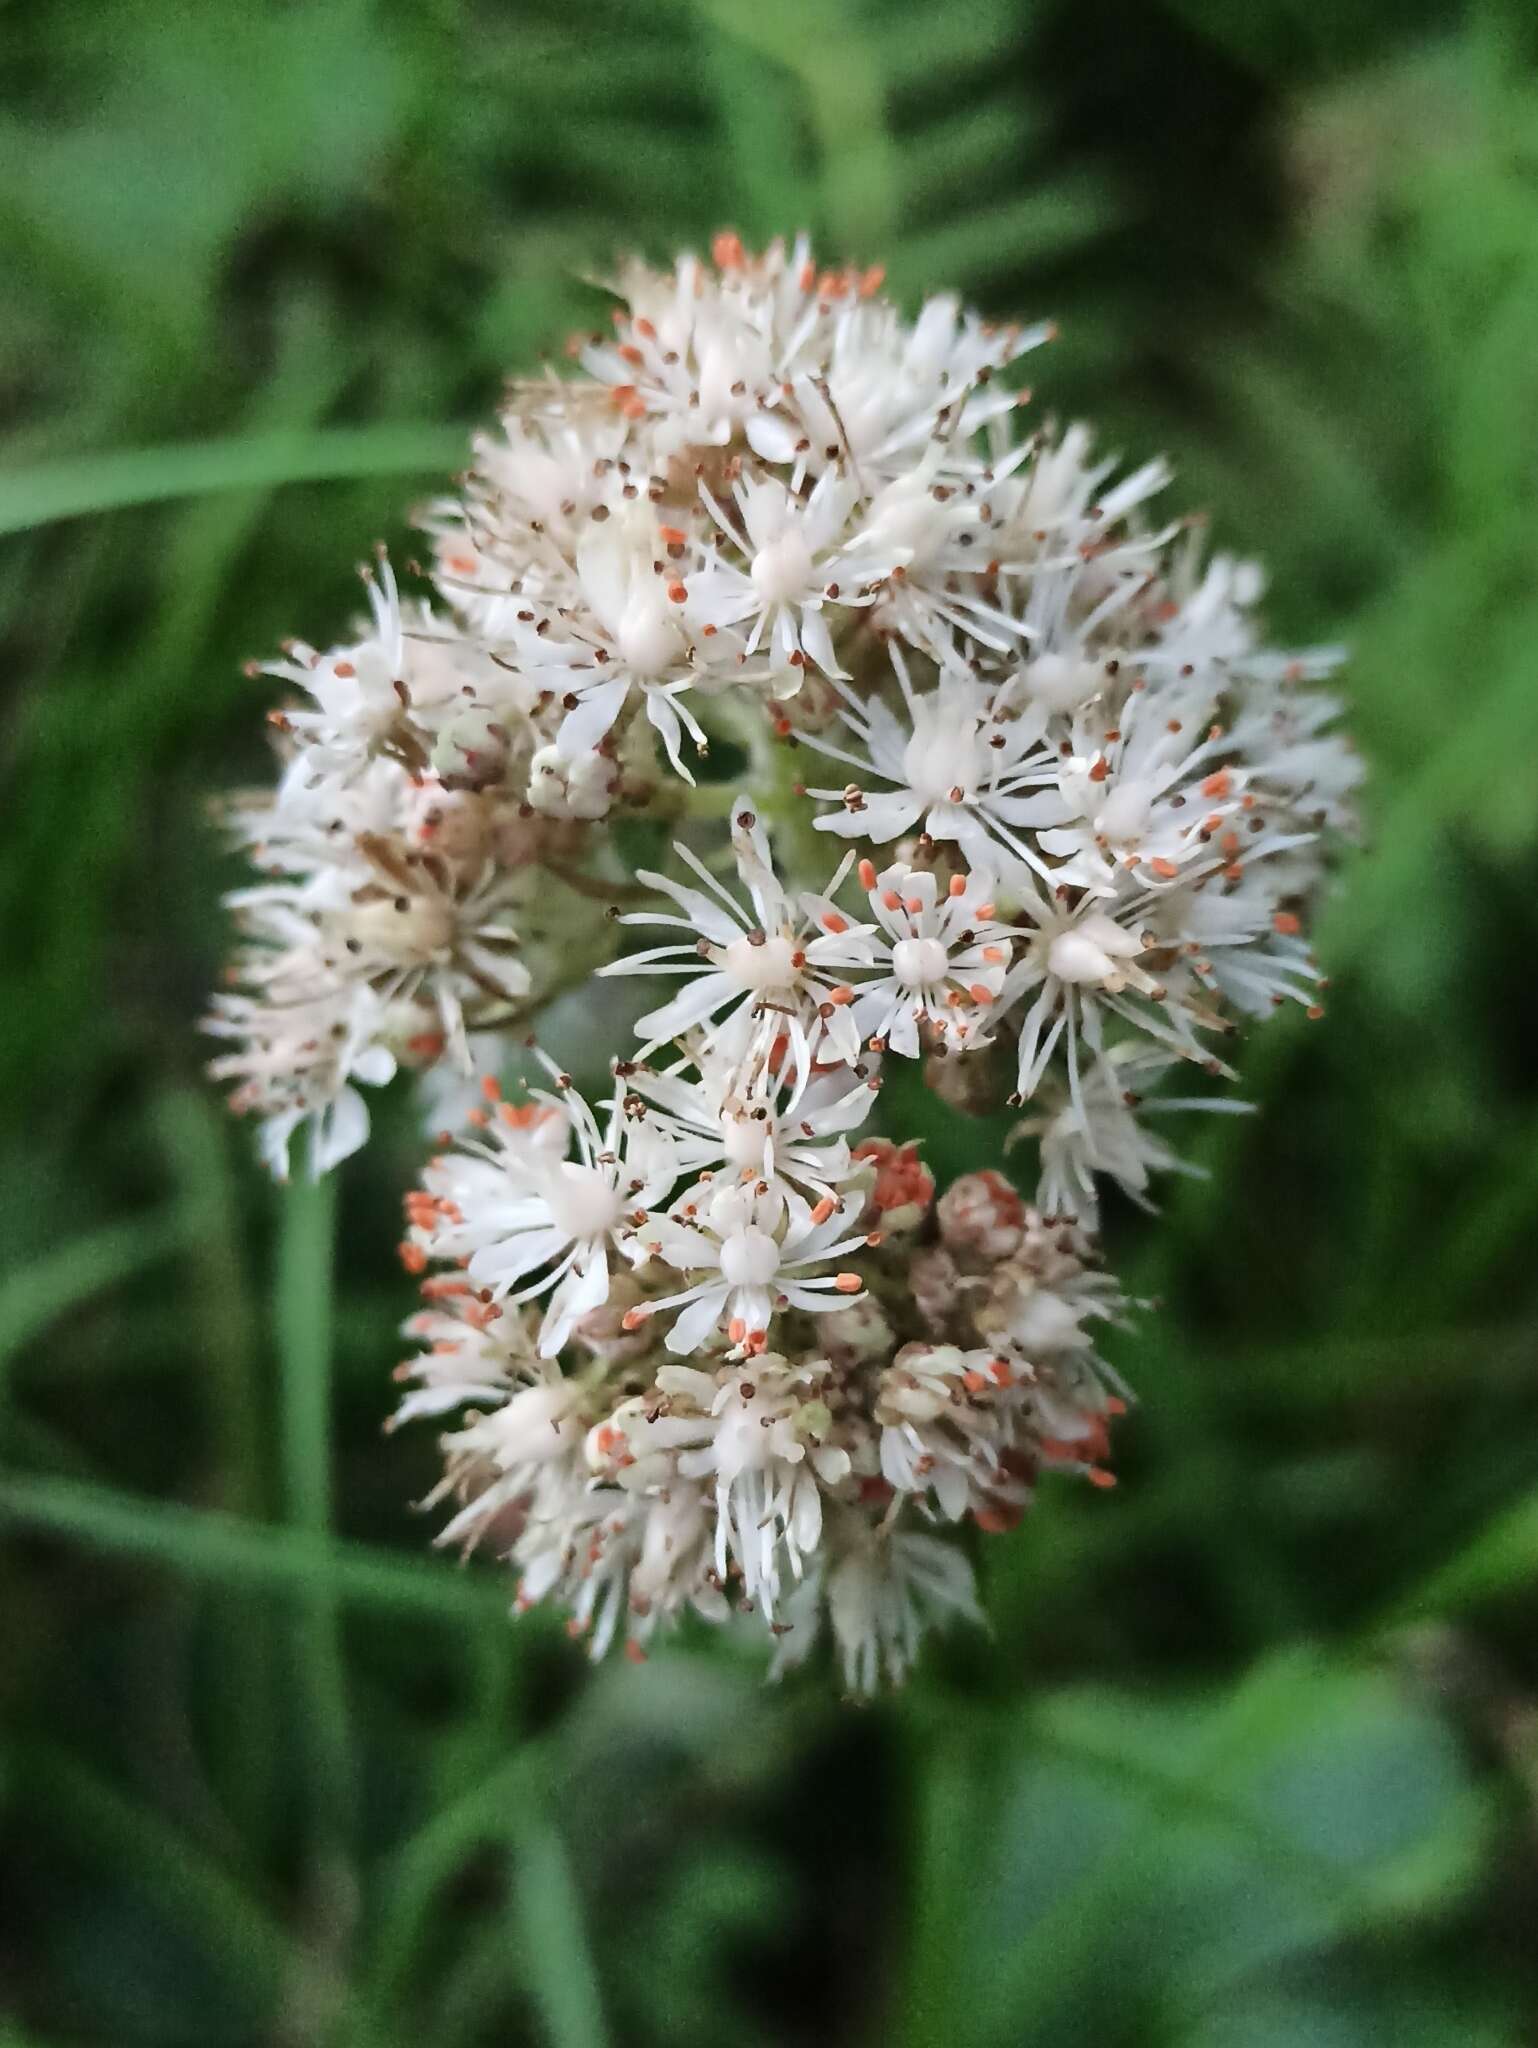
858,859,877,889
833,1273,862,1294
973,1506,1023,1534
948,873,967,896
712,230,746,269
822,912,848,934
621,1306,651,1331
1200,769,1232,799
829,985,854,1006
810,1196,836,1225
1273,911,1301,936
1149,857,1179,879
666,580,688,603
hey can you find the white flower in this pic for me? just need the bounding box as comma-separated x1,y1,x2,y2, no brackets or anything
846,860,1011,1056
875,1344,1022,1521
204,981,396,1180
527,743,617,820
1010,1049,1221,1222
997,888,1223,1102
695,468,871,680
547,510,714,776
599,798,864,1073
805,651,1062,878
410,1069,676,1357
256,556,410,788
630,1180,872,1358
210,234,1360,1687
774,1513,985,1693
626,1043,877,1209
661,1353,851,1614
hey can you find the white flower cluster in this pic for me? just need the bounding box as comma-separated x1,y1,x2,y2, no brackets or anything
210,236,1359,1688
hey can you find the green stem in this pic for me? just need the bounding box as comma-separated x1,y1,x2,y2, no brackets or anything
275,1170,358,2038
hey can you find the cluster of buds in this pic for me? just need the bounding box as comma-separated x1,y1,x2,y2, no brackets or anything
209,236,1358,1687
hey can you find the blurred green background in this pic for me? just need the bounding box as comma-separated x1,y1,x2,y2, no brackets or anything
5,1,1538,2042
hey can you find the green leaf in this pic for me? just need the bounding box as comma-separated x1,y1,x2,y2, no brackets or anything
900,1650,1491,2048
0,424,468,535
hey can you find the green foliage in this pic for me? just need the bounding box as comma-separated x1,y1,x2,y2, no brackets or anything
4,1,1538,2042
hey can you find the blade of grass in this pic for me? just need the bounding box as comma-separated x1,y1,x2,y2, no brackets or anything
0,423,468,535
153,1088,277,1852
509,1787,613,2048
16,1740,295,2013
0,1211,188,1390
0,1470,507,1619
274,1172,355,1838
1377,1483,1538,1630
